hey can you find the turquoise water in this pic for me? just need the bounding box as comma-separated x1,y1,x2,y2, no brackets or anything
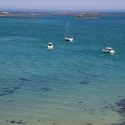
0,14,125,125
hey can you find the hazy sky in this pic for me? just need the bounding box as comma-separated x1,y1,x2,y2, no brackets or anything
0,0,125,12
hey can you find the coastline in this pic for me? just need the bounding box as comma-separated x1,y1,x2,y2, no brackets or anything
0,11,125,19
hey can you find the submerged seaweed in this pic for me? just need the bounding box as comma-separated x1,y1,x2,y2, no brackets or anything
0,86,21,97
87,123,92,125
116,98,125,116
111,121,125,125
41,87,51,92
19,78,30,82
7,120,26,124
80,80,90,84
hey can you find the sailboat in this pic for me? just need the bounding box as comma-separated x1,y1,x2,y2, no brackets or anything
65,20,73,42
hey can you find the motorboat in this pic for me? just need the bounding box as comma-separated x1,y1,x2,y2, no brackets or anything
102,47,115,54
48,42,53,49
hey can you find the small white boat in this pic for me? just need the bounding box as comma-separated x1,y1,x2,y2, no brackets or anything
48,42,53,49
65,20,73,42
102,47,115,54
65,36,73,42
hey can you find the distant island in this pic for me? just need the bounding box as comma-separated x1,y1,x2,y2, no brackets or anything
0,11,125,20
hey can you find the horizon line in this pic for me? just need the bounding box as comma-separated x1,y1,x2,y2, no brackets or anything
0,8,125,13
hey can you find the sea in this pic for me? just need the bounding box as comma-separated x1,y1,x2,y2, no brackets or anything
0,12,125,125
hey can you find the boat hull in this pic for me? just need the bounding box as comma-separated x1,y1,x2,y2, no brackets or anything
65,37,73,42
48,42,53,49
48,46,53,49
102,47,115,54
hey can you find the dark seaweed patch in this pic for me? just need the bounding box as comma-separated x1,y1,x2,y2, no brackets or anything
80,80,90,84
87,123,92,125
19,78,30,82
0,85,21,97
11,120,16,123
116,98,125,116
5,100,14,103
1,77,30,97
104,106,108,109
2,88,15,95
0,93,7,96
13,87,20,90
111,121,125,125
104,101,108,103
41,87,51,92
78,101,82,103
7,120,26,124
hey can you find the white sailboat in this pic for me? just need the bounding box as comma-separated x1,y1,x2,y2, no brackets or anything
65,20,73,42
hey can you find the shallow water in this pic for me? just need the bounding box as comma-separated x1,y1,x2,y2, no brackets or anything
0,13,125,125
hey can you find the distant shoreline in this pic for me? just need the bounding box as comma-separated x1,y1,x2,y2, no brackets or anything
0,11,125,16
0,11,125,20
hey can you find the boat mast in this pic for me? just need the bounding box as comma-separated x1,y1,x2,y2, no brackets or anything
65,20,69,37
